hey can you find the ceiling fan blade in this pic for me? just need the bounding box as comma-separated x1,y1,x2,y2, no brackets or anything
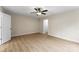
31,12,37,14
42,10,48,12
42,13,46,15
38,8,41,12
34,8,38,11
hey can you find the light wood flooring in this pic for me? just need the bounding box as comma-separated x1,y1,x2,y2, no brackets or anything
0,33,79,52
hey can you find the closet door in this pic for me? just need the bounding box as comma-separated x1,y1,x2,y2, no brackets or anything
0,15,2,45
2,13,11,44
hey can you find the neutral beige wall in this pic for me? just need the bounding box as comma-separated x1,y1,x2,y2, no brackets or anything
39,18,43,33
0,7,1,11
48,9,79,43
11,15,40,37
0,6,3,12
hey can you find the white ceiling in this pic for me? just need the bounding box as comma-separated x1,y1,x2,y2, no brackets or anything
3,6,79,18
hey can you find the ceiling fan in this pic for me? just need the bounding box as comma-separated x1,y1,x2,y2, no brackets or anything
31,8,48,16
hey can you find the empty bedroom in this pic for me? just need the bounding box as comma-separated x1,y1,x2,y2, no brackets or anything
0,6,79,52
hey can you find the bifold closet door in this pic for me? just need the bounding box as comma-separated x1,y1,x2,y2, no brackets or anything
0,15,1,45
2,13,11,44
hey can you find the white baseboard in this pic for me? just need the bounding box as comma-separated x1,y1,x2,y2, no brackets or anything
11,32,40,37
48,34,79,43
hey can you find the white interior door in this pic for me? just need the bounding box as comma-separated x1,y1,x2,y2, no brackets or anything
2,13,11,44
43,19,48,33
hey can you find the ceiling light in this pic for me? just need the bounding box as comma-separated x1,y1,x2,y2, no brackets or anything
37,12,41,15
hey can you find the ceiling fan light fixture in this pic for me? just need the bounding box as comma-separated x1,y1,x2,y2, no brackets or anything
31,7,48,16
36,12,41,15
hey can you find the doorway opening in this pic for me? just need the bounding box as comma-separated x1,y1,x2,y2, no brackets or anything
43,19,48,34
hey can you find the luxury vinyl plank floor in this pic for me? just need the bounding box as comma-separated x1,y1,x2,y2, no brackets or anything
0,33,79,52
